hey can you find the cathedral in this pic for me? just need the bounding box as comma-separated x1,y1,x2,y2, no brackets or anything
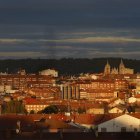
104,59,134,75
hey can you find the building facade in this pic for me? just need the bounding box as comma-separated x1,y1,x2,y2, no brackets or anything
98,114,140,132
0,74,55,90
39,69,58,77
61,84,80,100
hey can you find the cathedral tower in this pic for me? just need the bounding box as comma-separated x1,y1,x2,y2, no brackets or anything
119,59,125,74
104,60,111,75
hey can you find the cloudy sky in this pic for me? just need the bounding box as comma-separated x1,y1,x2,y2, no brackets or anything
0,0,140,59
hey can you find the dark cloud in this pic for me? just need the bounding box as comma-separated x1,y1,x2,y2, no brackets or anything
0,0,139,59
0,0,140,27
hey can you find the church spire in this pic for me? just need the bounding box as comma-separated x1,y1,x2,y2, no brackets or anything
104,60,111,75
119,58,125,74
120,58,124,66
107,59,109,65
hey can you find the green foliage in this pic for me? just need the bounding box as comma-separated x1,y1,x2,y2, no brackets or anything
30,110,35,114
2,100,26,114
77,107,86,114
41,105,58,114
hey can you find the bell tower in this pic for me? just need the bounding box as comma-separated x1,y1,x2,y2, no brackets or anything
119,59,125,74
104,60,111,75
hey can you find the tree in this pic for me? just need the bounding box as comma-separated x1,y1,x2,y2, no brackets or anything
41,105,58,114
2,100,26,114
78,107,86,114
127,105,135,113
30,110,35,114
127,106,132,113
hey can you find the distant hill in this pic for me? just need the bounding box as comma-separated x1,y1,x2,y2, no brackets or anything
0,58,139,75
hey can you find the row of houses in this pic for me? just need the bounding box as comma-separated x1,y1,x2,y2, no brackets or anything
1,113,140,135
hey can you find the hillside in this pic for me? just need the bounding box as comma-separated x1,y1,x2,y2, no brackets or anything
0,58,139,75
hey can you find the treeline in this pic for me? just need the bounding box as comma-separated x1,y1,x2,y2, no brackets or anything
2,100,26,114
0,58,139,75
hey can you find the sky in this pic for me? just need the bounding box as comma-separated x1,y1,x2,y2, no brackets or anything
0,0,140,59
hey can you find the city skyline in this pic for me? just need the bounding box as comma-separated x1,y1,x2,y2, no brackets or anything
0,0,140,59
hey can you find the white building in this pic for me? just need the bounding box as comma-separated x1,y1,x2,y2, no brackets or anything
98,114,140,132
109,107,125,114
86,108,104,114
128,97,137,103
108,98,125,108
39,69,58,77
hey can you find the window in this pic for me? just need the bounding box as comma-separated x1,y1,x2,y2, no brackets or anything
101,128,107,132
